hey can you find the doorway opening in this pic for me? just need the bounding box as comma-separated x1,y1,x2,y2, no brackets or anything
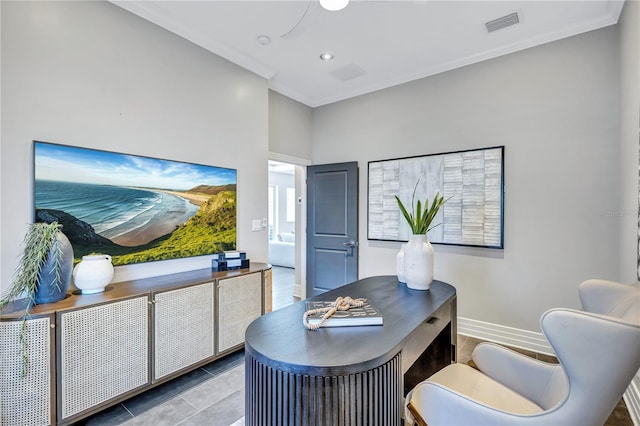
268,160,303,309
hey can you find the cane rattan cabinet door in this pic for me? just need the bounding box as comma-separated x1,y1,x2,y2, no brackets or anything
153,282,215,380
263,268,272,314
217,272,262,353
58,296,149,422
0,315,54,426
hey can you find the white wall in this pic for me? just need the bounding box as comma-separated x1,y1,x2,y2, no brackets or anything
312,27,620,332
617,2,640,422
618,0,640,283
269,90,313,161
0,1,269,292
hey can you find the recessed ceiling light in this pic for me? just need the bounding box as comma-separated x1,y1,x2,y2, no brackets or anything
320,52,334,61
256,35,271,46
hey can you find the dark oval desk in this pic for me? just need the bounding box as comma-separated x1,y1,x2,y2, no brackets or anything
244,276,457,426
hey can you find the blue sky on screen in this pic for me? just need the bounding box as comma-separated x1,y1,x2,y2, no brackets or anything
34,142,236,191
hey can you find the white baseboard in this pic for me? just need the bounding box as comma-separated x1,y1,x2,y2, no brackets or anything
458,316,553,355
293,283,301,299
458,316,640,425
624,374,640,426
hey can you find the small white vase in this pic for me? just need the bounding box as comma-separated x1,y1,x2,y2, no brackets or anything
396,243,407,283
403,234,434,290
73,254,114,294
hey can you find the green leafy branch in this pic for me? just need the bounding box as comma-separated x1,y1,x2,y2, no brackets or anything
0,221,64,377
395,181,451,235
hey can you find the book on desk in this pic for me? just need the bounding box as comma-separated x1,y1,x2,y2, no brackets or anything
305,299,383,327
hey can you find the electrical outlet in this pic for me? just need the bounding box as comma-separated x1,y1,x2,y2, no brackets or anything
252,220,262,231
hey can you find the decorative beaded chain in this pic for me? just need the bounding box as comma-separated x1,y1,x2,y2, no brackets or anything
302,296,366,330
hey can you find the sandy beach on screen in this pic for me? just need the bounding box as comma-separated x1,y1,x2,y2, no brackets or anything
160,190,210,206
111,216,184,246
110,190,211,247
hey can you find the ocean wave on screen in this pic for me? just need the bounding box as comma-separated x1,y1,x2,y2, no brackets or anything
35,181,199,240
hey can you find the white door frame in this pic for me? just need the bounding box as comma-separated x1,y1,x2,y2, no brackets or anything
268,152,311,299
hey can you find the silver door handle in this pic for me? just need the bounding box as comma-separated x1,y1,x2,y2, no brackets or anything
343,241,358,247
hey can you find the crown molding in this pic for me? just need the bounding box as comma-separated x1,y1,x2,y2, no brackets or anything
111,0,625,109
111,1,277,80
309,4,624,107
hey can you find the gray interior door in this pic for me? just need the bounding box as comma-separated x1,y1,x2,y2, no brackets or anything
306,161,358,296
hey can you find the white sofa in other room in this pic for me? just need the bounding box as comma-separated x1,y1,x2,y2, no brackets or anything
269,233,295,268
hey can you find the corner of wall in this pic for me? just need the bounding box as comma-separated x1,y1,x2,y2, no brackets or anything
617,1,640,422
618,0,640,283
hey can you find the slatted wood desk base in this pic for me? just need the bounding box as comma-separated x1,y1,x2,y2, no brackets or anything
246,352,402,426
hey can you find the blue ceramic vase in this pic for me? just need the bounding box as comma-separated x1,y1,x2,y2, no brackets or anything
34,227,73,304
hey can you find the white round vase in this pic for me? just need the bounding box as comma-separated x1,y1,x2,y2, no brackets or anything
403,234,434,290
396,243,407,283
73,254,114,294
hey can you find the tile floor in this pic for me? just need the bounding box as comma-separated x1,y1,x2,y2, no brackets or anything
75,350,246,426
75,286,633,425
270,266,299,310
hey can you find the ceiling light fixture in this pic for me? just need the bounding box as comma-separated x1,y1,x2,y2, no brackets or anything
319,52,334,61
256,35,271,46
320,0,349,12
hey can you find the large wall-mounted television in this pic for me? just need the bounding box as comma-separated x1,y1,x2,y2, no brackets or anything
34,141,237,266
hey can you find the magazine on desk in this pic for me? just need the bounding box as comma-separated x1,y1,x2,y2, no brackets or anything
305,299,383,327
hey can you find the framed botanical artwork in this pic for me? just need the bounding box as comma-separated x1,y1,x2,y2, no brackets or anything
368,146,504,249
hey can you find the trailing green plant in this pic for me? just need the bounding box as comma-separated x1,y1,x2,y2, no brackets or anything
395,181,449,235
0,221,64,376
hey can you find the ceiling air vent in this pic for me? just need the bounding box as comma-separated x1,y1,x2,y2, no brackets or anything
485,12,520,33
330,63,367,82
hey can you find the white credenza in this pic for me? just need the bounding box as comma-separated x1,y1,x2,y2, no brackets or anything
0,263,272,426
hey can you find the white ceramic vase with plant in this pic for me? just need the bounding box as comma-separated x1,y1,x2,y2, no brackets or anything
395,183,447,290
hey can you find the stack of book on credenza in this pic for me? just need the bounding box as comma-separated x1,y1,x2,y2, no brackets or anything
305,299,383,327
211,250,249,271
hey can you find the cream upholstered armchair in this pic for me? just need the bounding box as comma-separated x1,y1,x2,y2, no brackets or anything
405,279,640,426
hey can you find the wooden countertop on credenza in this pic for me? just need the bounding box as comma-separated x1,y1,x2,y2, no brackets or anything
1,262,271,319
